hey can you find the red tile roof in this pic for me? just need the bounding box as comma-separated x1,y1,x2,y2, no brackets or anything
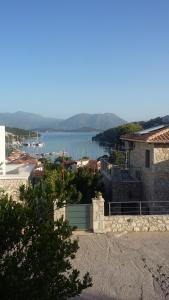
8,150,38,164
120,126,169,143
87,160,101,170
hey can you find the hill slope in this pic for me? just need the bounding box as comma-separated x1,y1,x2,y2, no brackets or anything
0,111,62,130
59,113,126,130
93,116,169,146
0,111,126,131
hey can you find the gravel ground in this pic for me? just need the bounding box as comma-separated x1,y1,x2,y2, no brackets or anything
73,232,169,300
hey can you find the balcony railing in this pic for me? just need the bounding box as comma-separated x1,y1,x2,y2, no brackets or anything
108,201,169,216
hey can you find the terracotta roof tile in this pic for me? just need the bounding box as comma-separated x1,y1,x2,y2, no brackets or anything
121,126,169,143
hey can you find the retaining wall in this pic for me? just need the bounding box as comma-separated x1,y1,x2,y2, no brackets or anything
104,215,169,233
54,194,169,233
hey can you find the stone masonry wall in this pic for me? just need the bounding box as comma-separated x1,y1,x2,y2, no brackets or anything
153,145,169,202
128,143,169,202
154,145,169,164
0,178,29,201
104,215,169,233
128,141,155,201
111,181,142,202
55,194,169,234
92,195,169,233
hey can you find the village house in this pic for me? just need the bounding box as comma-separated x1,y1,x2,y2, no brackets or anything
121,125,169,206
0,126,38,201
63,157,101,172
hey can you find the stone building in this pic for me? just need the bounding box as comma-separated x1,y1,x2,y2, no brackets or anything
0,125,36,201
101,165,142,215
121,125,169,206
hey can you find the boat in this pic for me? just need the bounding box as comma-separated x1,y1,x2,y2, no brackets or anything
35,142,44,147
22,132,44,148
22,142,31,147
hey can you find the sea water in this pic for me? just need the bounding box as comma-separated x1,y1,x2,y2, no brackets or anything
23,131,107,160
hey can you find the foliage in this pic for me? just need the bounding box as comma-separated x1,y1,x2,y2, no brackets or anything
33,160,103,204
6,126,37,139
73,167,102,203
54,156,73,165
93,115,169,147
93,122,143,147
0,193,92,299
118,123,143,136
140,116,166,129
20,166,82,208
109,150,126,166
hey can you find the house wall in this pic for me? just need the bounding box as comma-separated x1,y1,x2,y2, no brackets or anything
127,142,169,203
154,145,169,163
111,181,142,202
0,126,6,173
153,145,169,202
127,141,154,201
0,178,29,201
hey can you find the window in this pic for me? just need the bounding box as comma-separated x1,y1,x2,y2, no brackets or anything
145,150,150,168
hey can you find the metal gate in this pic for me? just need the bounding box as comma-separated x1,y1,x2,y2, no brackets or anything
66,204,91,230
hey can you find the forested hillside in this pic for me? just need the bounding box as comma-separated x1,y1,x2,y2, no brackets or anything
93,116,169,147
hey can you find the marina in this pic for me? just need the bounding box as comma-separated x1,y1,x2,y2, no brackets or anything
20,131,108,160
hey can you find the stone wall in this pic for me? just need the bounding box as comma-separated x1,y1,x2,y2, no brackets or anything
154,145,169,164
54,201,66,222
92,193,105,233
0,178,29,201
91,194,169,233
127,142,169,203
54,194,169,234
128,141,155,201
104,215,169,233
111,180,142,202
153,145,169,202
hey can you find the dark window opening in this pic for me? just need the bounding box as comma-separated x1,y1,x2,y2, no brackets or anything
145,150,150,168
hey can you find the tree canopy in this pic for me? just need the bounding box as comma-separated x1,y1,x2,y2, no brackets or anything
93,122,142,147
0,166,92,299
72,167,102,203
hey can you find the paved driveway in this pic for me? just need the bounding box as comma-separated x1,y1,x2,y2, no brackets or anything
73,232,169,300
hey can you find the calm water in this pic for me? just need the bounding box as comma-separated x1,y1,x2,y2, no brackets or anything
23,131,107,160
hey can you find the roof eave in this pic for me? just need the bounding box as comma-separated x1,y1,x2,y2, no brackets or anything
120,137,147,143
148,140,169,144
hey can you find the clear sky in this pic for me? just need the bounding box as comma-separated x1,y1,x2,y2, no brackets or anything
0,0,168,121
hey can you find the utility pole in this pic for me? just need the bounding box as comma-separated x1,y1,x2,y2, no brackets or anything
61,151,65,182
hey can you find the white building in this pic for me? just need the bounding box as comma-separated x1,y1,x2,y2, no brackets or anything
0,126,35,201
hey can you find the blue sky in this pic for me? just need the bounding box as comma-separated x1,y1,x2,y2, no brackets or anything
0,0,168,121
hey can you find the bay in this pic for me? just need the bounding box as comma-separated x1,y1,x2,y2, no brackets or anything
23,131,107,160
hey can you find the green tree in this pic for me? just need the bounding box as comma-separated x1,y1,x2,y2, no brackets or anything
110,150,126,166
73,167,101,203
20,166,81,208
93,122,142,147
118,123,142,136
0,174,92,299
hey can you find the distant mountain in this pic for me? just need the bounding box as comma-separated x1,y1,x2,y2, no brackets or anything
0,111,126,131
0,111,62,130
59,113,126,130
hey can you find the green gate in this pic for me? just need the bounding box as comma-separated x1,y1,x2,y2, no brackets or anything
66,204,91,230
